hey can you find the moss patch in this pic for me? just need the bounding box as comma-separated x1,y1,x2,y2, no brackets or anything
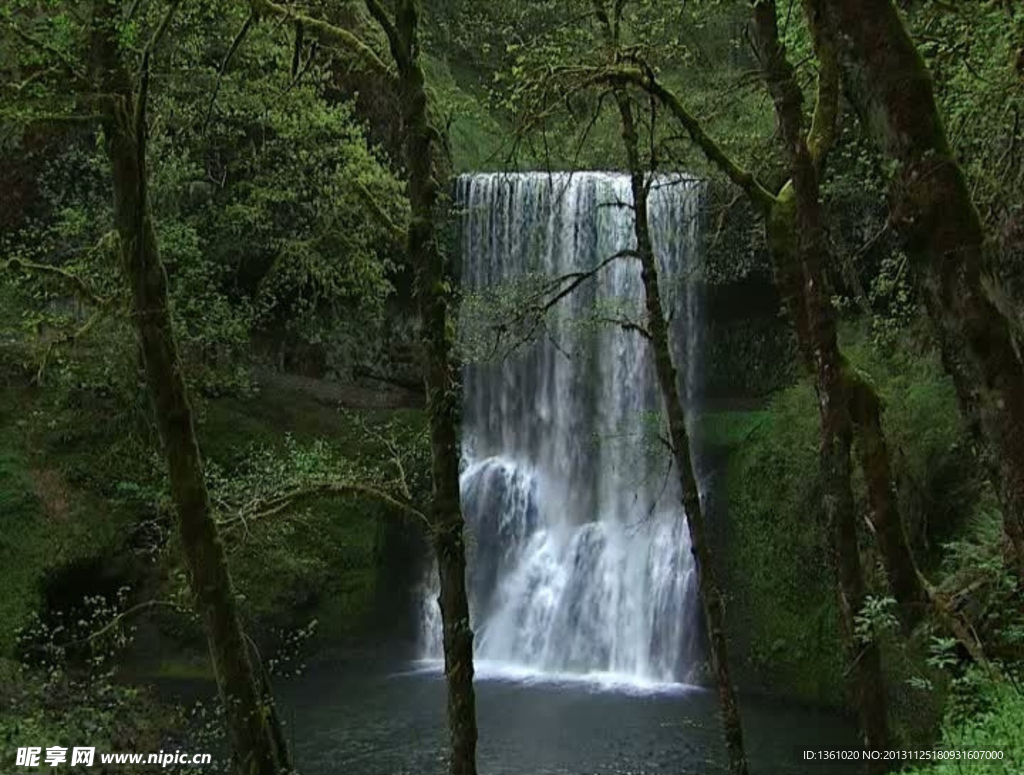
716,384,844,704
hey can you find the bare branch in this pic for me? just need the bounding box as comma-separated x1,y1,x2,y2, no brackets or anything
147,0,182,54
227,481,430,529
354,180,407,250
597,315,651,340
6,250,117,307
76,600,185,645
362,0,405,70
202,11,255,134
515,248,640,321
35,298,123,385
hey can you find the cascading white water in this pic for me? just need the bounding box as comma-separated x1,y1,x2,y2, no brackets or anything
418,172,706,685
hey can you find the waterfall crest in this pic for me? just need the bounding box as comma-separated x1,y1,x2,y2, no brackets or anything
419,172,705,685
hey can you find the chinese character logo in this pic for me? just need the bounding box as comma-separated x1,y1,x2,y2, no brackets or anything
71,747,96,766
16,747,41,767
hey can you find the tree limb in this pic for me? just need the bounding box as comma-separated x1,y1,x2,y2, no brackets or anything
6,254,116,306
3,21,89,86
353,180,407,250
600,66,777,212
76,600,185,645
248,0,393,81
362,0,405,71
202,11,255,134
35,297,122,385
801,0,839,169
229,481,430,529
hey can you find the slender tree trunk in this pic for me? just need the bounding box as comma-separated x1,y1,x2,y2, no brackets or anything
614,91,750,775
847,374,929,629
817,0,1024,575
380,3,479,773
769,199,926,633
752,3,890,763
91,7,291,774
593,5,749,772
240,1,480,769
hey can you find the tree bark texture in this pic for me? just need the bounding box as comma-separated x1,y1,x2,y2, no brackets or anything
612,88,751,775
90,4,292,773
608,41,928,631
372,2,479,773
752,3,891,763
818,0,1024,575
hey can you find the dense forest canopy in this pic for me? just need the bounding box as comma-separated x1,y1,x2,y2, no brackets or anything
1,1,1023,774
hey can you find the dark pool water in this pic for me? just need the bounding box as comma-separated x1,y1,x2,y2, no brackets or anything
275,652,859,775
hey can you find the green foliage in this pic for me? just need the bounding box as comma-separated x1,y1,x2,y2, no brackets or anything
193,393,430,642
0,387,132,657
696,409,769,452
0,590,182,774
422,54,506,172
2,0,406,404
0,435,47,658
911,670,1024,774
854,595,899,646
718,380,844,704
718,324,979,707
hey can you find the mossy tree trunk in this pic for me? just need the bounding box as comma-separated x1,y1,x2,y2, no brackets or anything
625,115,751,775
364,2,479,773
846,373,929,630
90,5,291,774
594,5,750,774
818,0,1024,576
749,0,927,634
752,2,890,762
232,2,480,769
770,199,927,633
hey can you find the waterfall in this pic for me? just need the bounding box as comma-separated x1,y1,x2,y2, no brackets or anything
418,172,706,686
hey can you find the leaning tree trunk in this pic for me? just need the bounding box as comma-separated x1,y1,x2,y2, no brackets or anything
752,2,891,763
614,92,750,775
382,2,479,773
817,0,1024,575
92,8,291,775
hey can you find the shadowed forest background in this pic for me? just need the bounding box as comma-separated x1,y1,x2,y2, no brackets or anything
1,0,1024,773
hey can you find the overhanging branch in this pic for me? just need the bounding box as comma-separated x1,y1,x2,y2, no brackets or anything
226,481,430,530
599,67,777,212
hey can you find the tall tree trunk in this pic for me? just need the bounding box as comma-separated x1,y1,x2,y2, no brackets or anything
91,6,292,775
770,199,927,634
612,91,751,775
593,5,749,772
752,2,890,763
817,0,1024,575
371,2,479,773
